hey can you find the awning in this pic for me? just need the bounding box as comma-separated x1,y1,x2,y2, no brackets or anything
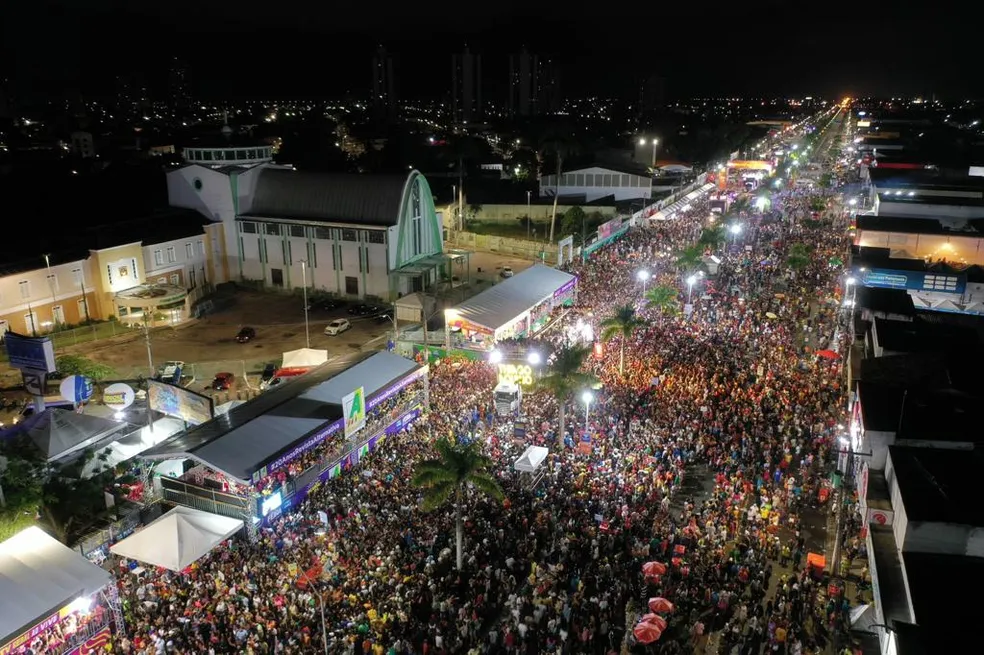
110,506,244,571
0,527,113,642
448,264,576,333
282,348,329,368
514,446,549,473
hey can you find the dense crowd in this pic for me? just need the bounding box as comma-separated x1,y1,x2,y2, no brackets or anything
104,142,860,654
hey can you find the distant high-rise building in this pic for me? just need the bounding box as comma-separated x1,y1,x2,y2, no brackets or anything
168,57,192,109
372,45,398,121
508,49,559,117
508,48,538,117
116,73,148,120
639,75,665,114
452,46,482,125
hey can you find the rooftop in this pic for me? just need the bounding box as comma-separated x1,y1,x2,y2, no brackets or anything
877,192,984,207
85,208,212,250
902,552,984,632
244,168,409,226
873,316,980,354
449,264,576,332
868,166,984,189
856,286,916,317
888,445,984,524
856,214,984,235
142,351,422,483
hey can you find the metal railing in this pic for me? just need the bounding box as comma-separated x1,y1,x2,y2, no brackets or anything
160,477,252,520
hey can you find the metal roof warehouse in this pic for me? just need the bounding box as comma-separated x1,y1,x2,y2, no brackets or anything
142,351,425,484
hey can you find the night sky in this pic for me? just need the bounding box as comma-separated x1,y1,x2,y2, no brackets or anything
2,0,976,101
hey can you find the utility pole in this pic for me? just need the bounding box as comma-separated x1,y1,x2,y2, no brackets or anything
300,260,310,348
144,308,156,433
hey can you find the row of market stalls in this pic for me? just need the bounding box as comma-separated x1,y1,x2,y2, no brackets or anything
444,264,578,350
140,350,429,535
648,183,716,221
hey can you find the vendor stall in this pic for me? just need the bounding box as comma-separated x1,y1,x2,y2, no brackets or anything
0,527,123,655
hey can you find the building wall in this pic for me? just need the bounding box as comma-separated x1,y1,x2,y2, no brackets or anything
0,258,100,334
856,229,984,266
540,167,652,202
204,223,229,284
88,244,144,320
167,165,235,223
462,202,616,225
143,234,210,297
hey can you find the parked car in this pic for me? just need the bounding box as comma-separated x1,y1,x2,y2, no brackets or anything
211,372,235,390
306,297,345,311
261,363,277,382
347,303,381,316
500,266,514,278
324,318,352,335
236,326,257,343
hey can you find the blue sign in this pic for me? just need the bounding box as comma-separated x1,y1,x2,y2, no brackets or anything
59,375,94,403
862,268,966,294
4,333,56,373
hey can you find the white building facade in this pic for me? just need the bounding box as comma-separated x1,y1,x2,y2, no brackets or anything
540,166,653,202
168,165,445,300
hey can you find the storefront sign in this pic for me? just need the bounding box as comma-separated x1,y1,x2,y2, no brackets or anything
862,268,965,294
0,603,76,655
498,363,533,386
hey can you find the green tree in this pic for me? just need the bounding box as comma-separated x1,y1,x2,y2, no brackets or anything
412,437,503,570
787,242,814,271
560,206,586,241
55,355,115,381
468,203,483,222
699,224,727,251
730,196,751,215
538,345,598,447
538,129,580,244
675,244,704,272
600,304,647,377
645,285,680,317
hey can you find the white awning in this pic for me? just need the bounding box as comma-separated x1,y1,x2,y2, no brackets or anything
282,347,329,368
110,506,244,571
513,446,549,473
0,527,112,642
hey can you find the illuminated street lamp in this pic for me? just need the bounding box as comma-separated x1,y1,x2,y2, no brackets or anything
637,269,651,294
729,224,742,245
581,390,594,426
489,350,503,365
527,351,542,365
638,137,659,168
686,274,699,304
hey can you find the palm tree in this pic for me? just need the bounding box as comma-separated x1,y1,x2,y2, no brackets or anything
675,244,704,272
600,304,647,377
645,285,680,317
412,437,504,570
787,242,813,271
699,224,727,252
538,345,598,448
539,129,579,243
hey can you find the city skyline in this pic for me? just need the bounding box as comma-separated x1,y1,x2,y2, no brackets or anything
3,1,979,103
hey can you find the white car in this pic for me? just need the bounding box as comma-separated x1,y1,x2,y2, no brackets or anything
324,319,351,336
500,266,514,278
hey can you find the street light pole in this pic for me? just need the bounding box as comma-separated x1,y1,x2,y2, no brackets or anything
581,390,593,430
43,254,58,324
527,190,532,239
300,260,310,349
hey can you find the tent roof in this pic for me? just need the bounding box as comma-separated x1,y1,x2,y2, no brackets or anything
282,348,329,368
109,506,243,571
0,526,112,642
450,265,576,332
141,351,424,483
513,446,549,473
27,408,125,461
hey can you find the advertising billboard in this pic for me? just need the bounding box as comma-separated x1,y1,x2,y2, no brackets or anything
147,380,213,425
597,218,622,240
3,332,57,373
862,268,966,294
342,386,366,438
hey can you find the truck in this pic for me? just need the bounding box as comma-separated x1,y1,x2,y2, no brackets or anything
494,381,522,416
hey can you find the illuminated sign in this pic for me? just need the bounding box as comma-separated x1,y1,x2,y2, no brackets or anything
342,386,366,438
726,160,774,173
497,363,533,386
147,380,213,425
260,491,283,517
857,120,871,127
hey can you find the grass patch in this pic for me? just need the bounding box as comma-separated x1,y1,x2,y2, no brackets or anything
467,221,552,239
0,503,39,542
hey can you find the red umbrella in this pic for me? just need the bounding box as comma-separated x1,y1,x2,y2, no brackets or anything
816,349,840,360
648,597,675,613
640,613,668,631
642,561,667,577
633,621,663,644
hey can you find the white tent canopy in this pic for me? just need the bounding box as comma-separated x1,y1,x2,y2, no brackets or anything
282,347,329,368
0,526,113,642
513,446,549,473
110,506,244,571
